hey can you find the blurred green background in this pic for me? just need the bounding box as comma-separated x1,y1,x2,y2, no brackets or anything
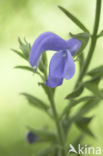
0,0,103,155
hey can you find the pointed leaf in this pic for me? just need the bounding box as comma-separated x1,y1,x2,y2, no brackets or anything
65,84,84,99
79,98,100,115
76,117,95,138
98,30,103,38
83,77,103,99
38,61,45,73
58,6,89,32
67,99,99,138
87,65,103,77
18,37,31,59
72,98,100,121
15,65,34,73
21,93,49,112
76,116,94,125
70,96,96,108
61,96,95,119
77,125,95,138
11,49,27,61
38,52,48,78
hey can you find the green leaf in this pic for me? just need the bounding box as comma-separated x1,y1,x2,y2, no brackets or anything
83,77,103,99
38,61,45,73
76,117,95,138
58,6,89,33
65,84,84,99
69,99,100,138
21,93,49,112
18,37,31,59
27,126,57,143
38,60,47,76
97,30,103,38
70,32,90,58
15,66,45,81
76,116,93,125
72,98,100,121
77,125,95,138
61,96,95,119
79,98,100,114
70,96,96,108
38,52,48,79
12,38,31,61
15,65,34,73
61,96,94,119
87,65,103,77
42,52,48,68
11,49,27,61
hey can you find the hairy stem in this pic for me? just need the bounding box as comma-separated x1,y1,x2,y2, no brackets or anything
75,0,102,88
50,97,66,156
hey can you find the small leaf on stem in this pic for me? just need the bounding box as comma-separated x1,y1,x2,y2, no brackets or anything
65,84,84,99
15,65,34,73
87,65,103,77
21,93,49,112
11,49,27,61
58,6,89,33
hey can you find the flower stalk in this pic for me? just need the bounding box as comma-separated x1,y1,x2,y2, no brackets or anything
49,92,66,155
75,0,102,88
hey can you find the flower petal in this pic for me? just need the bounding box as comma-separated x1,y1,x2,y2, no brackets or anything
46,77,63,88
46,51,66,88
63,50,75,80
67,38,81,56
48,51,66,79
29,32,68,67
46,50,75,88
26,131,38,144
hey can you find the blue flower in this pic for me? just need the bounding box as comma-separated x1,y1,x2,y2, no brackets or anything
26,131,38,144
29,32,81,88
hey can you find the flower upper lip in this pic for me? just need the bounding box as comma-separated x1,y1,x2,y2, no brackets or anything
29,32,81,88
29,32,68,67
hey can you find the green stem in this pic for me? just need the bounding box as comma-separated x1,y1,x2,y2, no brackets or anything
65,0,102,120
50,97,66,156
75,0,102,88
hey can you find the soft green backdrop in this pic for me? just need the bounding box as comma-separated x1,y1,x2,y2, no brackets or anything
0,0,103,155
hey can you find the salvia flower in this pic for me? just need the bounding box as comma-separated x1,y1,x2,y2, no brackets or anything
26,131,38,144
29,32,81,88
